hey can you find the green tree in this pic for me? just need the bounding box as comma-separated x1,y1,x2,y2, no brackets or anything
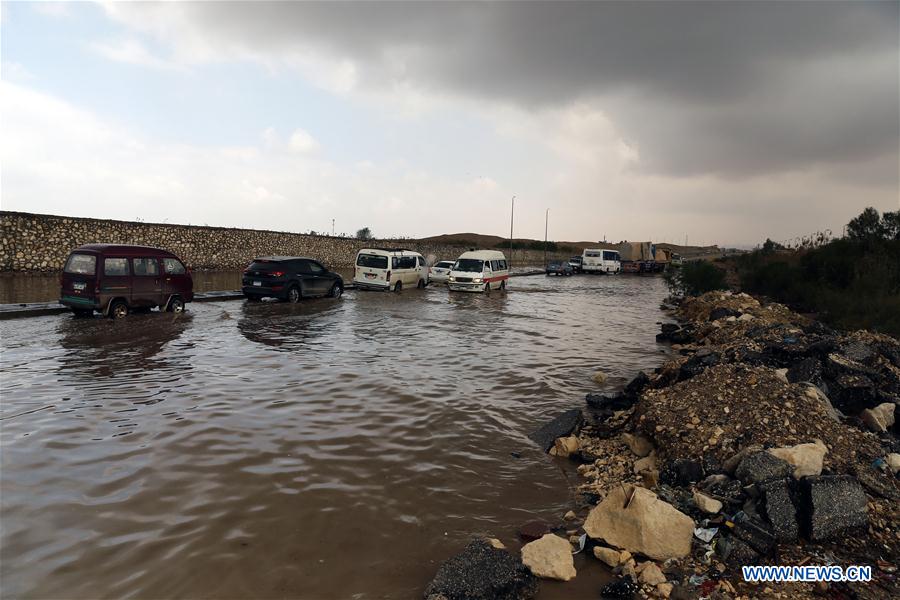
881,211,900,241
846,207,884,241
356,227,373,241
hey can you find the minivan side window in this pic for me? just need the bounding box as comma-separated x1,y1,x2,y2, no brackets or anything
65,254,96,275
163,258,186,274
104,258,129,276
491,260,499,270
498,260,507,270
397,256,417,269
132,258,160,276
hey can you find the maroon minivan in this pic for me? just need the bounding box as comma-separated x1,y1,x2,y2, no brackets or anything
60,244,194,318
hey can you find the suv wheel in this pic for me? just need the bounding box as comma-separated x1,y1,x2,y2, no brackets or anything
286,285,301,303
330,283,343,299
109,299,129,319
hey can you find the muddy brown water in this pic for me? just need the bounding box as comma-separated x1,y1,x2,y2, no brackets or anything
1,274,671,599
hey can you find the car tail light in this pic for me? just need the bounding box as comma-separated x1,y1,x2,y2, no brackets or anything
271,271,285,277
386,271,391,281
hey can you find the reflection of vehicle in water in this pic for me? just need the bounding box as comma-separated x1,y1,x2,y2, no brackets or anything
448,250,509,293
60,244,194,319
582,249,621,274
57,311,192,378
353,248,428,292
237,299,340,350
242,256,343,303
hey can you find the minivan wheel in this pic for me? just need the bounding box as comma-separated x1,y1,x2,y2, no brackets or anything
330,283,343,299
286,285,301,303
167,296,185,313
484,282,491,294
417,278,426,289
109,300,129,319
394,281,402,292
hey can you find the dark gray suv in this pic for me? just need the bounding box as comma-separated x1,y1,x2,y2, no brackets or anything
242,256,343,302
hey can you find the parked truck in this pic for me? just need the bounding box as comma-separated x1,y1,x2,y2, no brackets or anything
617,241,658,273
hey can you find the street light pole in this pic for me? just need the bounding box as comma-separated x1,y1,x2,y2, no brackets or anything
544,208,549,267
509,195,515,266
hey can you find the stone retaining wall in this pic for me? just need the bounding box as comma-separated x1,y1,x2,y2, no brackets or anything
0,211,571,272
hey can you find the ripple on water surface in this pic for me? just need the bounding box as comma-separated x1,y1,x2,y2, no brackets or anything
0,274,672,599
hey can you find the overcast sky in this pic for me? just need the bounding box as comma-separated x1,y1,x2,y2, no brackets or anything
1,1,897,246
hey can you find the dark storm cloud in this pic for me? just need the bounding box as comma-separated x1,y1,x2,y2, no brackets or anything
133,1,899,179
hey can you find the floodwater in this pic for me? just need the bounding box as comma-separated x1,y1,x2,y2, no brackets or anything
0,274,671,599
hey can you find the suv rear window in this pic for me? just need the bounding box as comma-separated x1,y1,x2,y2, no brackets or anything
357,254,388,269
64,253,96,275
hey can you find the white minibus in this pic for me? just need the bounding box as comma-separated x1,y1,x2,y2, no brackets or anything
448,250,509,293
353,248,428,291
582,249,621,274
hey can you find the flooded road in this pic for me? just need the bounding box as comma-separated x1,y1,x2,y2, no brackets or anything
1,274,671,599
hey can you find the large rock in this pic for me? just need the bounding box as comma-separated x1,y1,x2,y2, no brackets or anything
767,441,827,479
801,476,868,542
624,371,651,399
520,534,576,581
622,433,654,458
692,490,723,514
528,409,582,452
860,402,896,432
759,479,799,542
550,436,579,458
424,540,539,600
583,485,694,560
735,451,793,485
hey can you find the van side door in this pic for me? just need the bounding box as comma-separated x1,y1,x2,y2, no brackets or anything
100,257,131,311
162,257,191,302
131,257,164,308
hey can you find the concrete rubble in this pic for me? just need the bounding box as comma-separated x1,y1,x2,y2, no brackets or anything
519,534,577,581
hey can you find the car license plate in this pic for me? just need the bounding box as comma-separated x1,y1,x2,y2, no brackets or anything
365,273,375,279
73,282,86,291
253,281,262,287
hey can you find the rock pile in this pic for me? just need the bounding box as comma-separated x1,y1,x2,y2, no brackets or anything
424,291,898,599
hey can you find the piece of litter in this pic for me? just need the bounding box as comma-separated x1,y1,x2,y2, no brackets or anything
694,527,718,543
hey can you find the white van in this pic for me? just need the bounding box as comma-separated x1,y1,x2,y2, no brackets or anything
354,248,428,291
582,249,621,274
448,250,509,293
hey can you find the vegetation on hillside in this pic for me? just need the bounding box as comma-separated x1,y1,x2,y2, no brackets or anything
733,207,900,336
664,261,728,297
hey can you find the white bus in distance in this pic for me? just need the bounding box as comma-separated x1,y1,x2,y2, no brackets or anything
582,249,621,274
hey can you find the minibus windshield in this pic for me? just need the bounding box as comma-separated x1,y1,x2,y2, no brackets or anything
454,259,484,272
357,254,389,269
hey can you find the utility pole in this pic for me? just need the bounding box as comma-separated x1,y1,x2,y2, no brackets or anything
509,195,515,266
544,208,549,267
332,219,335,236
